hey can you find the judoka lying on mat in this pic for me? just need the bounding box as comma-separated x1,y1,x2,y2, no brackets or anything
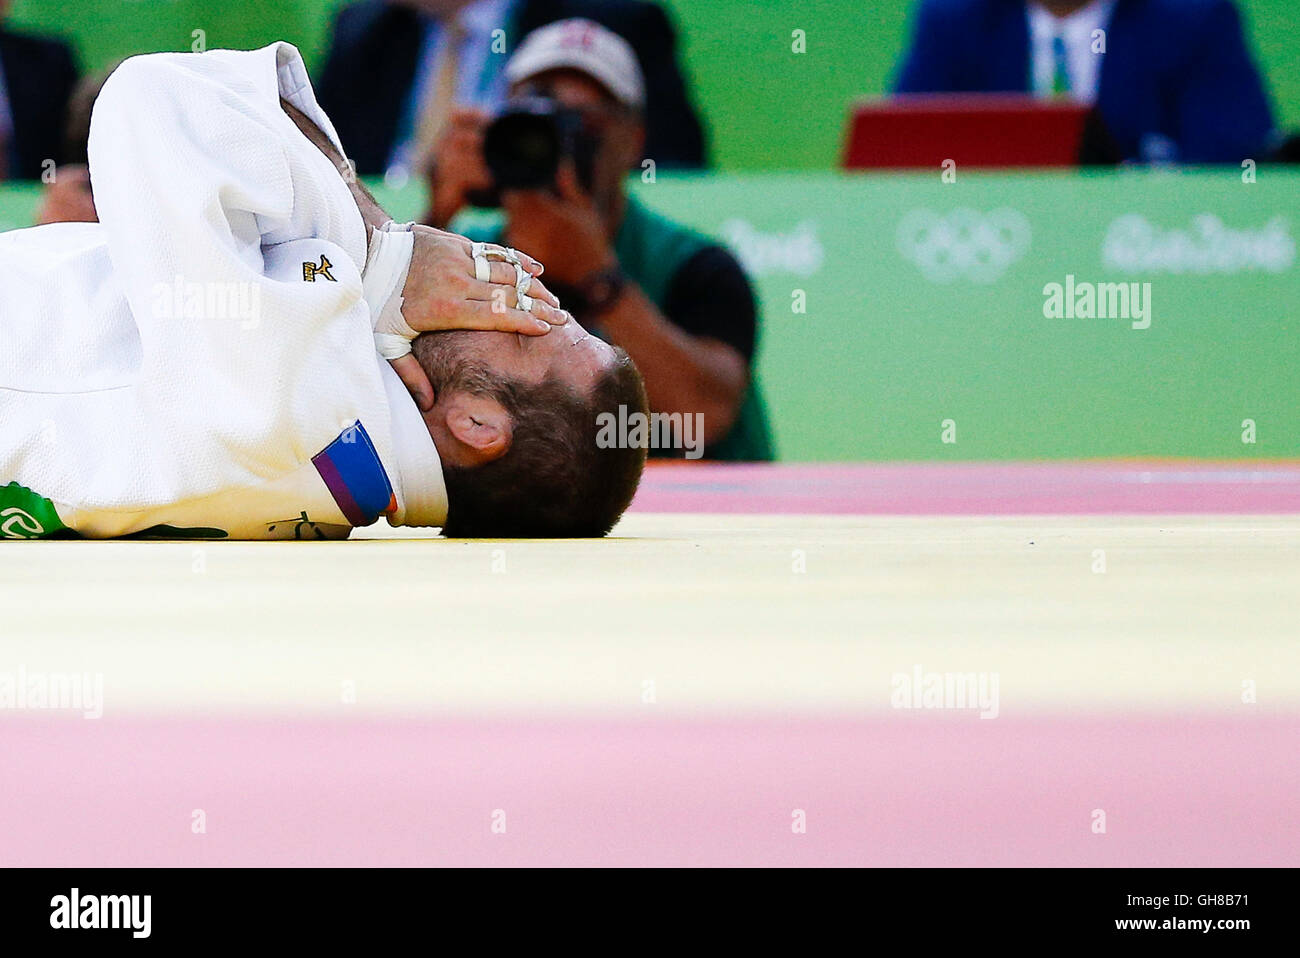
0,44,649,540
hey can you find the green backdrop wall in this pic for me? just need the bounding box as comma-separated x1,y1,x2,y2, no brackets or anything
7,0,1299,171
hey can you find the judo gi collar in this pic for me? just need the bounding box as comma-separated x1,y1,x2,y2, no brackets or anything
379,362,449,529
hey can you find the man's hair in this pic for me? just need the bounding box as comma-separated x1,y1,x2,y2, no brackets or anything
413,334,649,538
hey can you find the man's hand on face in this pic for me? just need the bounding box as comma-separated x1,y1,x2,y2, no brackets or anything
501,162,617,286
425,107,493,228
275,97,565,412
387,224,570,411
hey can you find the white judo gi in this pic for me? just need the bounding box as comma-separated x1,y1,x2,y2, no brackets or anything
0,43,447,539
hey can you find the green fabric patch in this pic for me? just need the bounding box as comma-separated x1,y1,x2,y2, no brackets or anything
0,481,70,539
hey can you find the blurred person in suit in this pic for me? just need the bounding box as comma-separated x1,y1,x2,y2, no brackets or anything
0,0,79,180
316,0,708,184
893,0,1278,164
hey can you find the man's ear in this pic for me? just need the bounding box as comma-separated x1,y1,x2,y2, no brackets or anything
440,392,512,465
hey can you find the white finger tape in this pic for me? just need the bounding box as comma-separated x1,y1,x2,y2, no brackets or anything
515,263,534,312
374,331,412,360
473,241,522,265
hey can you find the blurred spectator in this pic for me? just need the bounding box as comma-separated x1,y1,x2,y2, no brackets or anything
34,68,112,225
429,20,771,459
34,164,94,224
316,0,707,183
0,0,79,180
894,0,1277,164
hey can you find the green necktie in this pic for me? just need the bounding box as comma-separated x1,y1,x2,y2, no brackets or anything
1051,34,1072,97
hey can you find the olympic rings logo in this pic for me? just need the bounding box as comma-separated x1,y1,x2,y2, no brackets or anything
896,208,1032,284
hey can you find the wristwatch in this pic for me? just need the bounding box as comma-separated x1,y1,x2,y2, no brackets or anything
577,264,629,317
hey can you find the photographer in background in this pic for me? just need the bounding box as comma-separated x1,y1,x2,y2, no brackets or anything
425,19,772,460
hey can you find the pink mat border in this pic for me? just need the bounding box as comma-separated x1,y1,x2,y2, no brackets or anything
630,461,1300,515
4,714,1295,867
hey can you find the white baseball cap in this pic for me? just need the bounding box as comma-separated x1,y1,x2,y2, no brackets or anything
505,18,646,109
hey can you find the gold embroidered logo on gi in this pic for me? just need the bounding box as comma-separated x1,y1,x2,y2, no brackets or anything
303,255,337,282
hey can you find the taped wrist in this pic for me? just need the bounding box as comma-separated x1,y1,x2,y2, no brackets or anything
364,221,417,360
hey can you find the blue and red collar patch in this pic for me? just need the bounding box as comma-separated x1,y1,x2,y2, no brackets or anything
311,421,396,527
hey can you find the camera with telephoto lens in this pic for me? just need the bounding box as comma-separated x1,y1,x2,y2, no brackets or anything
470,96,602,207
